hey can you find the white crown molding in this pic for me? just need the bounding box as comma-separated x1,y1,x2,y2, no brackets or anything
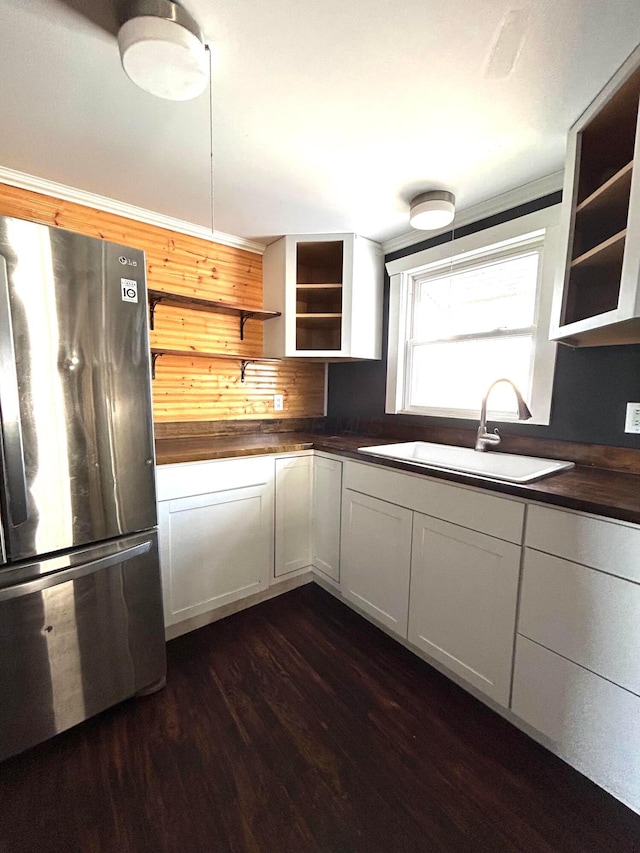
382,170,564,256
0,165,266,255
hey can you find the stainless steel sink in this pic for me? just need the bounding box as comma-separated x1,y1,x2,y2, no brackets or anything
357,441,574,483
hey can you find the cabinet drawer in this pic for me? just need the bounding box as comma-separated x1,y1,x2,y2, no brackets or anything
512,636,640,810
526,504,640,583
519,548,640,696
156,456,274,502
344,461,524,543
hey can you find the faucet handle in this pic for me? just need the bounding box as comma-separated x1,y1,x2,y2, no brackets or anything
475,427,501,451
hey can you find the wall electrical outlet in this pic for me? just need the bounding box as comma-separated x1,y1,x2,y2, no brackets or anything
273,394,284,412
624,402,640,434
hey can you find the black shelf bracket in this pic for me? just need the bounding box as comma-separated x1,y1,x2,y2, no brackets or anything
151,352,162,380
240,360,254,383
239,311,257,341
148,296,165,331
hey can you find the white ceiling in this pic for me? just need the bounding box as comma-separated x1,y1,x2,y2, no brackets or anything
1,0,640,247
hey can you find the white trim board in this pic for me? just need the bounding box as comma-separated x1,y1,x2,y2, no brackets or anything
0,165,266,255
383,171,564,256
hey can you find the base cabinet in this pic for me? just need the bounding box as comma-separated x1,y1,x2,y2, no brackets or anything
408,513,521,707
511,502,640,811
312,455,342,581
156,452,640,814
275,455,313,577
340,489,412,637
157,457,274,627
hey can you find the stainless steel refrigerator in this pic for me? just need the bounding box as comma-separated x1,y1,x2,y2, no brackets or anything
0,215,165,761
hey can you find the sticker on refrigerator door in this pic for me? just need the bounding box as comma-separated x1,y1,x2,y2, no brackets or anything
121,279,138,303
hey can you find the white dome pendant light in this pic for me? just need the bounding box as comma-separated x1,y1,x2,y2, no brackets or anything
118,0,208,101
409,190,456,230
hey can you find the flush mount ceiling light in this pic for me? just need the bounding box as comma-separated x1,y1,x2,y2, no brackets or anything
118,0,208,101
409,191,456,230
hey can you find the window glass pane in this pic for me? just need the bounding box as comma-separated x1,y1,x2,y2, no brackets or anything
408,335,533,413
413,251,539,340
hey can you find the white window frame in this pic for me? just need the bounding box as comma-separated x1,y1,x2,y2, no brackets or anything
385,205,561,425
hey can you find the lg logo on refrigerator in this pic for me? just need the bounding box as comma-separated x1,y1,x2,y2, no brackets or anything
121,278,138,303
118,256,138,267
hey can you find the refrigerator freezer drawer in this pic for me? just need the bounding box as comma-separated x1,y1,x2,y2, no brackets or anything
0,530,165,761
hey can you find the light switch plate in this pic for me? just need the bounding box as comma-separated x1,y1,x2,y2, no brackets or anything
624,402,640,433
274,394,284,412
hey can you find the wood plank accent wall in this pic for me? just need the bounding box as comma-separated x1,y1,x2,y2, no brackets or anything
0,183,326,422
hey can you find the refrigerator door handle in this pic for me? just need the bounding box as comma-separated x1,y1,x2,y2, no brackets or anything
0,255,28,526
0,539,152,602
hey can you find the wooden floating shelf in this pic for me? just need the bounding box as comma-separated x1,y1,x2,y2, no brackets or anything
576,161,633,214
150,348,280,382
147,289,280,339
571,229,627,269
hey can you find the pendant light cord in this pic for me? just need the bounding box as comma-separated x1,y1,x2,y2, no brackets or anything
206,44,214,237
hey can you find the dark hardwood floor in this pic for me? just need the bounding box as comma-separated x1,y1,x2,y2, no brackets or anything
0,582,639,853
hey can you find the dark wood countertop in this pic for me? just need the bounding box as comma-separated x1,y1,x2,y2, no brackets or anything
155,432,640,526
155,433,315,464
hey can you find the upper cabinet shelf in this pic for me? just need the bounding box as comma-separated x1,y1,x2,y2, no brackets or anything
296,283,343,289
262,233,383,360
574,161,633,215
147,288,280,339
570,229,627,270
550,46,640,346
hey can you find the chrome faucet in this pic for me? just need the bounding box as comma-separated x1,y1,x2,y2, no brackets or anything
475,378,532,452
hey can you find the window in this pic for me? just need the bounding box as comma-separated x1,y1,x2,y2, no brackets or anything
386,206,560,425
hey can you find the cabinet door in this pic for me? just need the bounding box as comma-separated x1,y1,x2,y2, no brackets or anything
275,456,312,577
340,490,412,637
158,480,273,627
408,513,520,706
312,455,342,581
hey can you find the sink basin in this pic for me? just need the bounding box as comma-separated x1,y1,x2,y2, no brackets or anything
357,441,575,483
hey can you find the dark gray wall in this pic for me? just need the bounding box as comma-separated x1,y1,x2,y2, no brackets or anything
327,194,640,449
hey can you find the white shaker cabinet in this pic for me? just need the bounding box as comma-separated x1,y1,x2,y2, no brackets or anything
263,233,383,359
157,457,274,627
408,513,521,707
340,489,412,638
339,460,524,702
274,455,313,577
511,502,640,812
550,45,640,346
311,454,342,582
